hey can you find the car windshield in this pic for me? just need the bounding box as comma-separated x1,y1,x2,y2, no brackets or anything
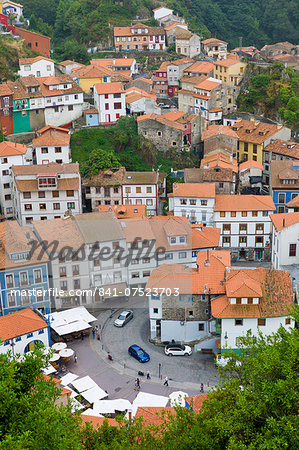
118,315,125,320
137,349,144,356
167,344,185,350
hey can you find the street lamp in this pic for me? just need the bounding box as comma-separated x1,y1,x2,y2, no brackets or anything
158,362,161,379
10,338,15,360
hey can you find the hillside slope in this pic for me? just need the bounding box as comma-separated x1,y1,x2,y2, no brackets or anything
0,35,40,80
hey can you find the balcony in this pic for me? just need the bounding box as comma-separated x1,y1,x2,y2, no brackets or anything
256,242,263,248
20,279,30,287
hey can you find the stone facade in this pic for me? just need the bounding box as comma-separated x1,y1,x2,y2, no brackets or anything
162,293,211,322
203,134,238,157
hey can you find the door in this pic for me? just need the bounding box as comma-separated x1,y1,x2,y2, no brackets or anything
156,320,161,338
105,114,110,123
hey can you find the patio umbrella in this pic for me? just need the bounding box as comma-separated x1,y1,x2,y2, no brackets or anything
169,391,188,407
49,353,60,362
52,342,67,352
59,348,74,358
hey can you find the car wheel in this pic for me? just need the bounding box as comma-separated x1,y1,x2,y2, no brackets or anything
168,353,173,357
184,353,190,356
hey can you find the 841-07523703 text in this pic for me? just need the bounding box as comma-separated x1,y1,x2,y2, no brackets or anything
95,287,180,297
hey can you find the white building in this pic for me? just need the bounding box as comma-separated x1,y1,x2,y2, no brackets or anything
41,75,84,127
153,6,173,21
214,195,275,261
32,126,71,165
122,171,164,216
11,162,82,225
168,182,216,225
176,33,201,58
94,82,126,124
167,58,194,96
18,56,55,78
0,309,50,356
57,60,84,75
0,141,32,219
271,212,299,270
211,268,295,352
125,87,161,116
3,0,23,21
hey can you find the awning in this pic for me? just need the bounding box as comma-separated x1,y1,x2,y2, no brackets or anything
80,386,108,403
71,376,98,393
46,306,96,336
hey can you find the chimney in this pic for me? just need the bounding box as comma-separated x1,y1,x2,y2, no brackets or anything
128,410,132,422
283,218,285,227
204,249,210,267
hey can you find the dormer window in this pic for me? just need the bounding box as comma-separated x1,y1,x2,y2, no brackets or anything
38,177,57,188
170,237,176,244
259,131,264,135
179,236,186,243
246,129,250,133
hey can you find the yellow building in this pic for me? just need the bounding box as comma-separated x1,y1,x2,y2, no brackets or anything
231,119,290,164
202,38,228,60
213,56,247,87
71,65,112,94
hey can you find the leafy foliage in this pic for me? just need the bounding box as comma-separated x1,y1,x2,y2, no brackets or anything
81,148,121,177
238,64,299,130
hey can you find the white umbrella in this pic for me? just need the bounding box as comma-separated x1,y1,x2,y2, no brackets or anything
108,399,132,411
169,391,188,407
52,342,67,351
49,353,60,362
59,348,74,358
60,372,79,386
42,364,57,375
93,400,116,414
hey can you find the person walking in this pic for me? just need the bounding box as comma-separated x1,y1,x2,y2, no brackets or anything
95,325,99,333
81,331,84,340
74,354,78,364
134,378,140,391
200,383,204,393
163,376,169,387
146,370,151,380
92,328,95,339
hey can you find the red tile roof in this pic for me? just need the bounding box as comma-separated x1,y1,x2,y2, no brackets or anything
0,309,48,341
135,407,176,426
231,120,283,145
185,394,208,412
195,79,220,91
239,160,264,171
201,125,238,140
81,415,119,428
270,212,299,231
19,56,54,65
169,182,216,198
95,82,124,95
0,141,27,157
286,196,299,209
99,204,146,219
185,61,214,74
214,194,275,211
264,139,299,159
202,38,227,45
71,64,112,78
192,225,220,249
32,127,70,147
211,269,294,318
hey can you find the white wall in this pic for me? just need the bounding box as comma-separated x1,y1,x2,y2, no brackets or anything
153,7,173,20
0,327,49,355
18,60,55,78
122,183,158,215
172,196,215,225
221,316,295,349
44,96,83,127
272,223,299,269
94,91,126,123
35,144,71,165
161,319,209,342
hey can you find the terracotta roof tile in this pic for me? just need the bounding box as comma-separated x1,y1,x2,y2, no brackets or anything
211,269,294,318
32,127,70,147
123,171,159,184
81,414,119,428
19,56,54,65
286,196,299,208
195,79,220,91
71,64,112,78
239,160,264,171
270,160,299,189
94,82,124,95
170,182,216,198
185,167,234,183
185,394,208,412
192,225,220,249
0,83,13,96
264,139,299,159
98,204,146,219
11,162,79,176
148,216,193,252
168,57,194,66
58,60,84,67
202,38,227,45
135,407,176,426
200,153,238,173
214,194,275,211
270,212,299,231
0,308,48,341
231,120,283,145
184,61,214,74
202,124,238,140
0,141,27,157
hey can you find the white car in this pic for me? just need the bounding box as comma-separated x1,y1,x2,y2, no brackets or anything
165,344,192,356
114,310,133,327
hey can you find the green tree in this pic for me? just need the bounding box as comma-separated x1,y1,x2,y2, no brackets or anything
0,350,82,449
81,148,121,177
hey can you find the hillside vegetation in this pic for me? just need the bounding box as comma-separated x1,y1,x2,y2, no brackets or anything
238,63,299,131
19,0,299,62
0,35,40,80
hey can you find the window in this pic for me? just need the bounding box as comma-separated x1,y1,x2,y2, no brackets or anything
67,202,75,209
278,193,285,204
235,319,243,326
170,237,176,244
136,187,141,193
289,244,296,257
125,187,131,194
165,253,173,260
5,274,14,288
262,211,268,216
252,211,258,217
239,236,247,244
19,271,29,286
223,236,231,244
68,105,73,111
220,211,226,217
180,199,187,205
190,199,196,205
55,147,62,153
105,103,109,110
257,318,266,326
201,200,207,206
223,224,231,232
153,308,158,314
34,269,42,283
4,194,11,200
2,170,9,176
244,142,248,152
53,203,60,210
114,102,122,110
240,224,247,232
38,192,45,198
23,192,31,199
143,257,150,263
104,187,110,197
54,106,59,112
73,279,80,290
255,236,263,245
146,199,153,206
114,93,121,98
157,131,162,137
253,144,257,154
231,211,236,217
67,190,74,197
179,236,186,243
172,141,177,146
59,266,67,277
39,203,46,210
131,272,140,279
113,187,119,194
146,187,152,193
285,318,291,325
41,147,48,154
74,95,78,100
60,280,67,291
24,204,32,211
198,324,204,331
291,193,298,200
179,251,187,259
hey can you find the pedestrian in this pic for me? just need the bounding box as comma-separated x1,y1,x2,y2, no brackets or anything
81,331,84,340
200,383,204,393
92,328,95,339
95,325,99,333
146,370,151,380
74,355,78,363
163,376,168,387
134,378,140,391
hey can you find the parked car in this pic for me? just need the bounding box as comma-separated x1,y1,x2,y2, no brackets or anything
114,310,133,327
164,343,192,356
128,344,150,363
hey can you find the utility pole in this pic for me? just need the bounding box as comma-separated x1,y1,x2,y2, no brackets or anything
239,36,243,50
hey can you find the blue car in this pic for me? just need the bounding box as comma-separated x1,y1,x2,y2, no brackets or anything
128,344,150,363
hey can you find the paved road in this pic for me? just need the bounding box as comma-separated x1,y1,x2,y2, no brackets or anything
99,306,219,387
